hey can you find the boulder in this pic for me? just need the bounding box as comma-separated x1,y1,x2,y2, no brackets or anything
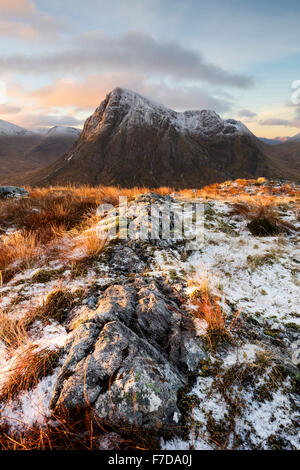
50,278,206,430
0,186,29,199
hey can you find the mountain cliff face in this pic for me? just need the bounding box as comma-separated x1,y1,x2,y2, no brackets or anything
28,88,300,187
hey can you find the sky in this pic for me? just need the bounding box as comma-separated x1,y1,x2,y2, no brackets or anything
0,0,299,137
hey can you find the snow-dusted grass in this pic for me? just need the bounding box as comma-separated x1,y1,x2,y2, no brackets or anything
0,179,299,449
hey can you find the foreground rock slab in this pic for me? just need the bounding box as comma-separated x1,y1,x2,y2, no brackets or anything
50,278,206,430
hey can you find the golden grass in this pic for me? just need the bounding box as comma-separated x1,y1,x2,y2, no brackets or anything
0,314,29,350
0,345,60,403
193,178,299,205
192,293,242,349
59,228,107,263
0,185,172,282
0,231,40,280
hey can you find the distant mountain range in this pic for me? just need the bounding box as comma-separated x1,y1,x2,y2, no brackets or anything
0,121,81,184
259,136,291,145
1,89,299,187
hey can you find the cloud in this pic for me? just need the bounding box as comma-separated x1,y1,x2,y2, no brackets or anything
238,109,257,118
27,73,233,113
0,31,253,88
16,112,84,128
0,103,22,114
259,117,300,128
0,0,66,40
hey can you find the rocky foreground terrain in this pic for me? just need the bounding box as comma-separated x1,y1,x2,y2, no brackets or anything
0,179,299,449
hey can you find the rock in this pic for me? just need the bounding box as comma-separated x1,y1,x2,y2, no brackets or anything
111,246,146,273
0,186,29,200
50,278,206,430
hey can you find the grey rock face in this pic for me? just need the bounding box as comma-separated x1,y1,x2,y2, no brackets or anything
0,186,29,199
50,278,206,430
110,246,146,273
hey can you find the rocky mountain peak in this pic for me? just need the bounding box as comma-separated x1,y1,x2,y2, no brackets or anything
82,87,250,140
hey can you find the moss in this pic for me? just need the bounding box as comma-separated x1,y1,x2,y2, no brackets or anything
264,329,280,338
206,413,230,446
285,322,300,331
267,434,293,451
177,385,200,440
247,317,261,326
31,267,65,283
218,220,238,236
169,269,179,281
204,327,233,352
253,384,273,402
35,289,76,324
69,261,89,279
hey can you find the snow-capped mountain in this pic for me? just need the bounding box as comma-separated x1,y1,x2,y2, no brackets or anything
43,126,81,138
0,119,33,136
289,132,300,143
28,87,299,187
84,87,251,138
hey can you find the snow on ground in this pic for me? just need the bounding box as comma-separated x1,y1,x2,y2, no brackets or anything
0,180,299,448
0,364,63,432
150,197,300,326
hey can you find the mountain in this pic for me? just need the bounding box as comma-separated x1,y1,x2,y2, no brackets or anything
0,120,41,180
26,126,81,167
0,122,81,184
289,132,300,143
0,119,32,137
259,136,290,146
11,89,300,187
271,132,300,172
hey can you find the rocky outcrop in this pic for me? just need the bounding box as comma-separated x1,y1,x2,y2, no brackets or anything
50,278,206,430
0,186,29,199
28,88,300,187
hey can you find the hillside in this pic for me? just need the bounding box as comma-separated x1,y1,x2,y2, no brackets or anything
271,133,300,172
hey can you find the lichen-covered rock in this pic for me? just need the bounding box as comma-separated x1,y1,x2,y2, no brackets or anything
50,278,206,430
110,246,146,273
0,186,29,199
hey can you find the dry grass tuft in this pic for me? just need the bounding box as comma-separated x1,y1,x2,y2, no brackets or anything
190,293,242,349
0,231,40,278
60,228,107,263
0,346,60,403
0,407,159,450
230,200,296,236
0,314,29,349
